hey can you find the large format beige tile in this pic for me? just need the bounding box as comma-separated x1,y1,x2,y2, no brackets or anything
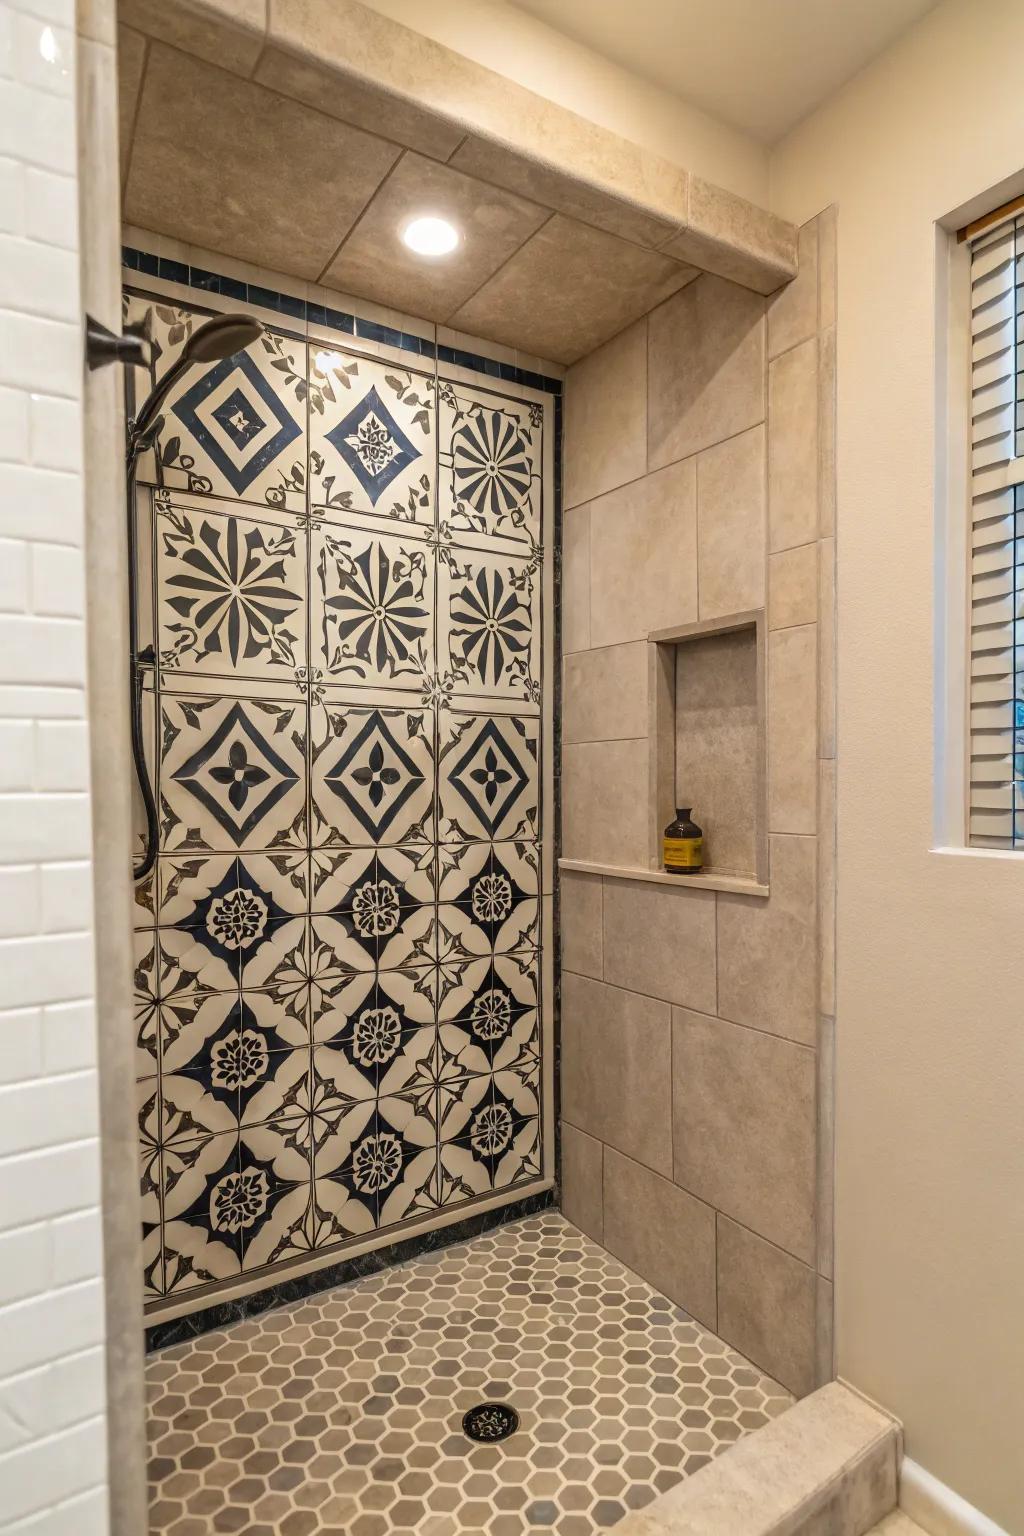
450,136,682,249
696,424,766,621
603,1148,717,1330
662,179,797,297
602,878,717,1015
452,215,696,366
562,739,649,867
818,759,836,1020
118,0,266,75
124,45,399,280
589,457,698,647
322,153,548,319
254,46,465,158
717,834,817,1046
560,869,602,980
117,27,147,187
559,1121,603,1242
649,274,766,470
768,624,817,835
768,217,819,360
717,1215,817,1398
563,642,648,744
675,627,759,877
769,542,818,631
672,1009,816,1263
562,504,591,653
561,973,672,1176
564,319,646,510
768,337,820,552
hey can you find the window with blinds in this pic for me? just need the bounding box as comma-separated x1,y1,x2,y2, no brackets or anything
968,217,1024,847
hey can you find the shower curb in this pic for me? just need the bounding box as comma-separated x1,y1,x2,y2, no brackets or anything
611,1381,901,1536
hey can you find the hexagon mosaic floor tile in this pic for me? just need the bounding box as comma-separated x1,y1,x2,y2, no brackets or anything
146,1215,791,1536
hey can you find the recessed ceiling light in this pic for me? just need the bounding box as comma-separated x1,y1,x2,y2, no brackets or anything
402,216,460,257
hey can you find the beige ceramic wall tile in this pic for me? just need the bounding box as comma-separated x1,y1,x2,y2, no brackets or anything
560,973,672,1176
117,27,146,187
603,1148,717,1330
118,0,266,75
768,624,817,834
648,274,766,470
817,1014,835,1283
559,1121,604,1242
254,46,464,158
561,504,591,654
564,319,646,510
322,153,549,320
675,627,759,877
589,457,698,647
696,424,766,621
769,543,818,630
818,537,836,758
124,45,399,281
672,1009,816,1264
818,760,836,1019
768,336,820,552
562,739,649,867
716,1215,817,1398
717,834,817,1046
560,870,603,980
452,216,695,366
450,136,682,249
563,642,648,744
818,327,836,538
768,218,819,360
662,180,797,297
817,206,837,333
815,1276,834,1390
601,878,717,1015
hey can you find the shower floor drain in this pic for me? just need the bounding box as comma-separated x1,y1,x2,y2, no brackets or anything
462,1402,520,1443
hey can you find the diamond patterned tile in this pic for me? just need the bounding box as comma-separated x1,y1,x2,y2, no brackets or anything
146,1214,791,1534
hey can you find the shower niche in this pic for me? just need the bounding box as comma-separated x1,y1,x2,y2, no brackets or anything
649,612,767,886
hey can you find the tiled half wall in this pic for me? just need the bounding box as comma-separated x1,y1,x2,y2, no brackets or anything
123,237,558,1322
559,211,837,1398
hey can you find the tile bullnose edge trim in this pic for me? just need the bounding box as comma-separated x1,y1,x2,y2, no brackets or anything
558,857,769,899
899,1458,1013,1536
610,1381,900,1536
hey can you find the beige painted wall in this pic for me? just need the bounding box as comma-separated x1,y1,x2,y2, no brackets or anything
355,0,769,204
770,1,1024,1527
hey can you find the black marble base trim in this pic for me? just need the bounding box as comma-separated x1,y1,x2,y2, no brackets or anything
145,1189,557,1353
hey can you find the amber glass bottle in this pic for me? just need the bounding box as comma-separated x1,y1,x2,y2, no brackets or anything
663,807,703,874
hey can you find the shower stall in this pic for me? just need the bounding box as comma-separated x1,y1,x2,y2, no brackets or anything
72,1,837,1530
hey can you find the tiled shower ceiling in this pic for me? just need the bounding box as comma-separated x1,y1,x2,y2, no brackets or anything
126,262,555,1317
117,41,700,364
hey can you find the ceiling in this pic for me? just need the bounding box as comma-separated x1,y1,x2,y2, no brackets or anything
510,0,939,142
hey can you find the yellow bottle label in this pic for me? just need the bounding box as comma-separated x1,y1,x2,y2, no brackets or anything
663,836,703,870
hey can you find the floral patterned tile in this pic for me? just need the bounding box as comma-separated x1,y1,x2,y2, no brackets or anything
312,523,434,689
158,690,307,853
309,844,436,976
311,691,435,847
438,952,540,1076
438,377,542,552
308,346,435,527
154,495,307,682
437,840,540,959
438,542,541,707
124,295,307,514
438,708,539,843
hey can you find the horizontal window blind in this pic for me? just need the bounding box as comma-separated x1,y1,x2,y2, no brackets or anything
968,217,1024,846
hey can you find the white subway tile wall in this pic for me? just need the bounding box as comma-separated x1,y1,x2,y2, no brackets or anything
0,1,108,1532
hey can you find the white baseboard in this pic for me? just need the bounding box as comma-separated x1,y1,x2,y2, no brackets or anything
900,1457,1011,1536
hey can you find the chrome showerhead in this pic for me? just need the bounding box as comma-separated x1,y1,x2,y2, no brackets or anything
183,312,264,365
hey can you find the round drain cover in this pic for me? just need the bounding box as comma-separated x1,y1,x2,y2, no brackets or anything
462,1402,520,1443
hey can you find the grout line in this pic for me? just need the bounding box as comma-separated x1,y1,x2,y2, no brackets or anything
443,210,558,326
563,416,767,516
315,148,408,285
122,34,150,201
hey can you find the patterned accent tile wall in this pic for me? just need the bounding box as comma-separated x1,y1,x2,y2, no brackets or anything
124,264,557,1321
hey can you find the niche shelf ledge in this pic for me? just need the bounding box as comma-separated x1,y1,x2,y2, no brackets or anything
558,857,769,899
